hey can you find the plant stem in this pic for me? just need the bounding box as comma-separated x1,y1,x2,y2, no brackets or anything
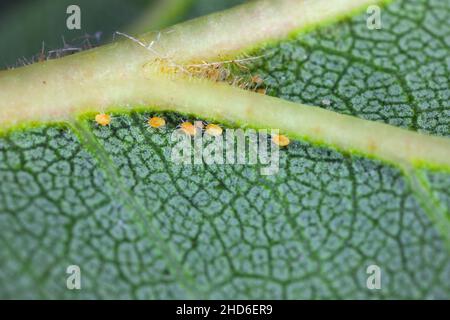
2,0,448,171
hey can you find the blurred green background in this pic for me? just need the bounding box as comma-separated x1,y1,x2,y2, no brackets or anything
0,0,246,69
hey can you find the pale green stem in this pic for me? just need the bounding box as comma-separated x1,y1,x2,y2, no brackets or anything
0,0,391,124
1,0,449,171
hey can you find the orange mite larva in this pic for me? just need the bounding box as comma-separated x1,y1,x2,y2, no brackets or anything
95,113,111,126
272,134,290,147
180,121,197,136
205,124,223,136
148,116,166,128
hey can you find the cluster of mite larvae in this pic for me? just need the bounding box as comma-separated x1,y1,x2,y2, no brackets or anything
94,114,290,147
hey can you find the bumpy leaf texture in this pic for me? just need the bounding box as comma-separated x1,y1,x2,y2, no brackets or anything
0,0,449,299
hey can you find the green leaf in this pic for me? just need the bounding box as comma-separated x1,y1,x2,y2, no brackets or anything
0,0,449,299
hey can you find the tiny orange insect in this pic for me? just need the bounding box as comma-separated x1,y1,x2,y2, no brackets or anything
148,116,166,128
272,134,290,147
95,113,111,126
205,124,223,136
180,121,197,136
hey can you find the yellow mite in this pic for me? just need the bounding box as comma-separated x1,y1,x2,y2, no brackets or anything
180,121,197,136
148,116,166,128
205,124,223,136
95,113,111,126
272,134,290,147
